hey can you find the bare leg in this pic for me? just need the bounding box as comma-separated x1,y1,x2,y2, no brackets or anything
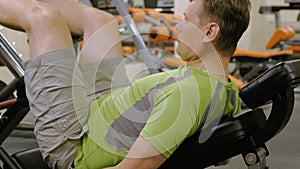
0,0,73,58
36,0,128,101
38,0,123,61
0,1,90,168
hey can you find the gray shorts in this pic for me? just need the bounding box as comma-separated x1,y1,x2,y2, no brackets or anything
23,48,128,169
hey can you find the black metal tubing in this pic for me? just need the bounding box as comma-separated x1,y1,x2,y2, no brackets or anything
259,5,300,28
0,146,20,169
0,104,29,145
259,5,300,14
253,89,295,146
0,79,18,102
0,78,29,145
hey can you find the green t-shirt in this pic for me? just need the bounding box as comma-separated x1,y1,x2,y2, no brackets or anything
74,65,241,169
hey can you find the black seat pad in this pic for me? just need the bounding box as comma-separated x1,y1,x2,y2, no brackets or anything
11,148,50,169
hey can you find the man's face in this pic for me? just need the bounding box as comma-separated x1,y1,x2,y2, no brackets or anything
176,0,207,61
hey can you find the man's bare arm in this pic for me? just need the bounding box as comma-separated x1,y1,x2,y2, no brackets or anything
104,136,167,169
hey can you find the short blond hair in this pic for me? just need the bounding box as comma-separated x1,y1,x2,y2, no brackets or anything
202,0,251,56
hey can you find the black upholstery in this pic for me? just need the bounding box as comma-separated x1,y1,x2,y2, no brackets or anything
11,148,49,169
159,108,266,169
240,60,300,109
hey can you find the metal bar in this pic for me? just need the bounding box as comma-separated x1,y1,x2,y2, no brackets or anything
0,146,20,169
0,79,18,102
0,33,24,79
114,0,159,74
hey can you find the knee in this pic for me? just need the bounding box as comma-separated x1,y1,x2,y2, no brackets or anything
86,8,115,24
25,2,64,32
82,8,117,32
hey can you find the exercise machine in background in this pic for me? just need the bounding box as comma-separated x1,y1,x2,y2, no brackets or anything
228,1,300,83
260,0,300,29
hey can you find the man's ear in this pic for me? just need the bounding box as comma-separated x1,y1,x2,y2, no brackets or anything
202,22,220,43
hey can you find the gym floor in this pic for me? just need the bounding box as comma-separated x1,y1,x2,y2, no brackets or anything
2,91,300,169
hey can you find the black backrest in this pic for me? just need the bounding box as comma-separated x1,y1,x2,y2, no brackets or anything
240,59,300,109
240,60,300,145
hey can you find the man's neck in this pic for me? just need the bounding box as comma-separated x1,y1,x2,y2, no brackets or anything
187,55,230,81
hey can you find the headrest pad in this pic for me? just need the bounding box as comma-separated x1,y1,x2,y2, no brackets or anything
239,59,300,109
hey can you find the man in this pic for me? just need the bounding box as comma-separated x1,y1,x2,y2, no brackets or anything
0,0,251,168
